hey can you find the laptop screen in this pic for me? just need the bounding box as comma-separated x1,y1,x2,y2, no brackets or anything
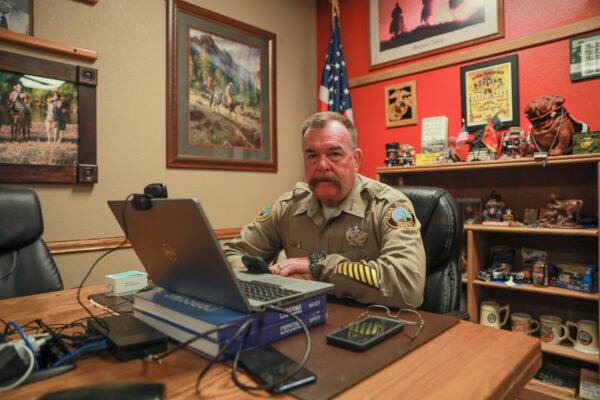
108,198,251,312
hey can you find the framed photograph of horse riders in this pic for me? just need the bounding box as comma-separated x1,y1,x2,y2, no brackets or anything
460,54,519,132
0,50,98,184
166,0,277,172
369,0,504,69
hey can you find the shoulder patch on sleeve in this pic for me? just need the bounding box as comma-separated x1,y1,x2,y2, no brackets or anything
385,200,416,228
255,202,276,222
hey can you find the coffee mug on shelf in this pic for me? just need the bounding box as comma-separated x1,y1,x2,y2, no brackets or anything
479,301,509,329
539,315,568,345
567,320,599,355
511,312,540,336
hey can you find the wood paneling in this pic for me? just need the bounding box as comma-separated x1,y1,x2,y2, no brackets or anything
0,29,97,61
46,228,242,255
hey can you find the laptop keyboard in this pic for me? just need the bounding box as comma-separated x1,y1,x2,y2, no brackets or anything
238,280,300,302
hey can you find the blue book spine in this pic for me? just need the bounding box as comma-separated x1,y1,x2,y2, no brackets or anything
226,308,328,353
138,288,251,325
134,306,327,356
253,294,327,325
135,288,327,327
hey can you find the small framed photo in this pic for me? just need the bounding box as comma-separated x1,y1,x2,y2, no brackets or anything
570,33,600,82
460,54,519,132
0,0,33,35
385,80,417,128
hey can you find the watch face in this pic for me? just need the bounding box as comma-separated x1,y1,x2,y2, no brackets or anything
310,250,327,263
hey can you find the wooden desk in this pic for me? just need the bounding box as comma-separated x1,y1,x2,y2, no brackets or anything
2,287,541,399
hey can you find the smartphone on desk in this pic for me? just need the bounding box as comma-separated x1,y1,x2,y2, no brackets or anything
326,315,405,351
238,345,316,393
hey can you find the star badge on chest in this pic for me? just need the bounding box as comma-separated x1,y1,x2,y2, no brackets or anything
346,224,368,247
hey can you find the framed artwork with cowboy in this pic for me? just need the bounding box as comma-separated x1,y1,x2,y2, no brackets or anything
0,50,98,184
369,0,504,69
166,0,277,172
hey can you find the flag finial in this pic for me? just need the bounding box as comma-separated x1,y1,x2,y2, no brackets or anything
330,0,340,18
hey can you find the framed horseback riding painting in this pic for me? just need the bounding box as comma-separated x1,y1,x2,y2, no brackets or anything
166,0,277,172
0,50,98,184
369,0,504,69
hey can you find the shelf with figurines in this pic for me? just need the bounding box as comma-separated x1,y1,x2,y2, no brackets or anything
461,189,598,237
470,227,598,299
377,96,600,181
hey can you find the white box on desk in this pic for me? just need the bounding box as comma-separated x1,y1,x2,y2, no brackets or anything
105,271,147,296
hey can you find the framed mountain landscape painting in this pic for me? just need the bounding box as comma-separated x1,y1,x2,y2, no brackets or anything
166,0,277,172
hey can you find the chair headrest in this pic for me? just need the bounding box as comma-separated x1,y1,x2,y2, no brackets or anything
0,187,44,252
395,186,461,271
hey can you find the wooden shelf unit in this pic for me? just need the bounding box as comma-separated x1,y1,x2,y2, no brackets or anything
520,379,579,400
472,281,599,301
377,154,600,374
541,342,599,365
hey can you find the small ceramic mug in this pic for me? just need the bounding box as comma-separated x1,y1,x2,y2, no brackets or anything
511,312,540,335
567,320,599,355
539,315,568,344
480,301,509,329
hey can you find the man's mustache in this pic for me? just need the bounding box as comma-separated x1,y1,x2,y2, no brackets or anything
309,175,341,190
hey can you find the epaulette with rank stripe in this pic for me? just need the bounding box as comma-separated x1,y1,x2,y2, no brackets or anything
335,262,380,288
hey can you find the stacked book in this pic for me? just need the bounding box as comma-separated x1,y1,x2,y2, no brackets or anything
132,288,327,357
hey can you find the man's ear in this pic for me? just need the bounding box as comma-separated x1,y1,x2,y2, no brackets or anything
353,148,363,170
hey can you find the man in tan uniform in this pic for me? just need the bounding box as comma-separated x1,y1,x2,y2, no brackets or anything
223,112,425,309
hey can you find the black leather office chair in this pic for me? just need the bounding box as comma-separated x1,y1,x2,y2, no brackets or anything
395,186,465,317
0,186,63,299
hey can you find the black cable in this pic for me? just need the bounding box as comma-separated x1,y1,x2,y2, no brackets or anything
76,193,135,332
147,322,244,364
0,250,17,280
195,319,254,398
229,305,312,392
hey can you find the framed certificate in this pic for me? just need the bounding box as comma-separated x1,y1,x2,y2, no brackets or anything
460,54,519,132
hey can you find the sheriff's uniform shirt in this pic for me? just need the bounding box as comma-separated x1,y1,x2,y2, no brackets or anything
223,175,426,309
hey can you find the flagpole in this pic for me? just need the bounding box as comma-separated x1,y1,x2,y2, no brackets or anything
330,0,340,25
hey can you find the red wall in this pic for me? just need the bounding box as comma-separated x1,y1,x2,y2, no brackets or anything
316,0,600,178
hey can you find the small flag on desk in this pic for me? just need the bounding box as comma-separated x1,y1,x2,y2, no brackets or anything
482,114,501,153
456,119,469,144
319,10,353,122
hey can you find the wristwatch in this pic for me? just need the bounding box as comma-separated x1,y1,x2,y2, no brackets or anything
309,250,327,277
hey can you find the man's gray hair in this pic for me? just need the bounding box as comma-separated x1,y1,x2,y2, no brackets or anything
301,111,357,150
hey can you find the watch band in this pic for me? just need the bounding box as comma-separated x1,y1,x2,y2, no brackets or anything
309,250,327,276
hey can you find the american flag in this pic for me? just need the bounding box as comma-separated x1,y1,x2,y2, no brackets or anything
319,12,353,122
456,119,469,144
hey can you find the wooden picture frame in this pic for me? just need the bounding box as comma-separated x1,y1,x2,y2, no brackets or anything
0,0,33,35
385,80,417,128
460,54,519,132
166,0,277,172
0,50,98,184
570,32,600,82
369,0,504,69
